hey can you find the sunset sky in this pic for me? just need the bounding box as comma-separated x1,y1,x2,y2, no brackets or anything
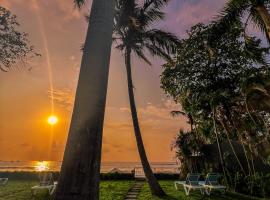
0,0,237,162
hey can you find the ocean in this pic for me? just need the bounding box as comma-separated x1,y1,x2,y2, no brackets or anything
0,161,180,173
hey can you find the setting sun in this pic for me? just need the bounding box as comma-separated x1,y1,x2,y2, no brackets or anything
47,115,58,125
35,161,49,172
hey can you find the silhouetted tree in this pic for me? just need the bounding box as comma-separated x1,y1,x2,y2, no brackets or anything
54,0,115,200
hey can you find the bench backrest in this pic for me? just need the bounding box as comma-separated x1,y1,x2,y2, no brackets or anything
186,173,201,185
205,173,221,185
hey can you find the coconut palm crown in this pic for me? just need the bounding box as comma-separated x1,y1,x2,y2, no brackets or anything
214,0,270,42
113,0,180,64
113,0,180,197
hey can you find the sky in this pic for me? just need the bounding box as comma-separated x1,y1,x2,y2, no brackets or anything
0,0,228,162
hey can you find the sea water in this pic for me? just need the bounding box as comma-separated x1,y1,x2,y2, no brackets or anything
0,161,180,173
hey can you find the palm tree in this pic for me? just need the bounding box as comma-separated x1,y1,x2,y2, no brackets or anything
113,0,180,197
171,110,194,131
214,0,270,42
54,0,115,200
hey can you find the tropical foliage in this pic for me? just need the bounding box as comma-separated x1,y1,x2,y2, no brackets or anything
113,0,180,196
213,0,270,43
161,23,270,197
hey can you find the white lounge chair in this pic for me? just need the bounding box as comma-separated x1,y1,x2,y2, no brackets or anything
0,178,8,186
31,173,57,196
201,173,226,195
175,173,204,196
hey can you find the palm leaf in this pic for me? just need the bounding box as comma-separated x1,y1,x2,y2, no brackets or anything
138,7,165,28
171,110,186,117
133,48,152,65
144,29,180,54
249,7,270,43
143,0,169,11
212,0,250,33
74,0,86,9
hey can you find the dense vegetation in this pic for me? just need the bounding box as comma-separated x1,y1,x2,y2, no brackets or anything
161,23,270,198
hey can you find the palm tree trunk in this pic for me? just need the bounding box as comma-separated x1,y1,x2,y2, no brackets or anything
218,118,246,175
212,108,228,185
224,108,253,177
255,4,270,41
54,1,115,200
125,48,166,197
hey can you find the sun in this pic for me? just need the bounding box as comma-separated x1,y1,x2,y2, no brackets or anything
47,115,58,125
35,161,49,172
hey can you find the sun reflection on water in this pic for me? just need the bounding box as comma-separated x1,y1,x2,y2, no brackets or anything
35,161,49,172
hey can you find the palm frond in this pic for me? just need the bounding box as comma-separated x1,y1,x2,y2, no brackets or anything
143,0,169,11
249,7,270,43
212,0,250,33
145,44,172,62
171,110,186,117
133,48,152,65
74,0,86,9
138,7,165,28
144,29,180,54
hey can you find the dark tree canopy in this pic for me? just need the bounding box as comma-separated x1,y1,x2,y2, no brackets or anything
161,24,268,103
162,23,270,169
0,6,37,72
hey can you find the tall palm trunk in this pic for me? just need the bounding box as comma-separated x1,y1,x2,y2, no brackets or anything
54,1,115,200
255,4,270,41
212,108,228,185
125,48,166,197
224,108,253,176
218,118,246,175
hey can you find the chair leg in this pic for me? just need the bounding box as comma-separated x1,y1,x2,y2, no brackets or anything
208,188,212,196
205,188,210,196
200,188,204,195
184,186,190,196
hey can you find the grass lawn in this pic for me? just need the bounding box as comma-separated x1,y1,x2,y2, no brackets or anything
0,180,134,200
138,181,267,200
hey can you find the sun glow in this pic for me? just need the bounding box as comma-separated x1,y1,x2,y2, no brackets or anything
35,161,49,172
47,115,58,125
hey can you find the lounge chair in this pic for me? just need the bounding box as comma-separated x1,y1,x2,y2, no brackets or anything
201,173,226,195
175,173,204,196
0,178,8,186
31,172,57,196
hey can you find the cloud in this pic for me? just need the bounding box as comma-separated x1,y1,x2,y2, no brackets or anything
19,142,31,148
120,99,187,124
161,0,226,36
0,0,12,9
105,122,133,130
48,88,75,111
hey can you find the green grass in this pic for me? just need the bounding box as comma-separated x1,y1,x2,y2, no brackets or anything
1,180,266,200
100,181,134,200
138,181,266,200
0,180,134,200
